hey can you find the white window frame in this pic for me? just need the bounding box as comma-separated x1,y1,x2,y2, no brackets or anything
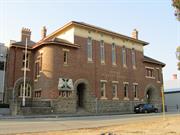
100,40,105,64
122,46,127,67
133,83,138,100
19,83,31,98
156,68,161,83
100,80,107,99
87,37,93,62
145,67,155,79
112,43,116,65
112,83,118,100
123,82,129,100
22,51,30,71
132,48,136,68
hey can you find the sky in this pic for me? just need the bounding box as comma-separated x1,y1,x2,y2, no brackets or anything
0,0,179,81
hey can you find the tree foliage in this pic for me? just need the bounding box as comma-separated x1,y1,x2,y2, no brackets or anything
172,0,180,20
177,46,180,70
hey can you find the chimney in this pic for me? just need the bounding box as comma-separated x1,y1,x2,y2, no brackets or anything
172,74,177,80
21,28,31,42
41,26,47,39
132,29,138,39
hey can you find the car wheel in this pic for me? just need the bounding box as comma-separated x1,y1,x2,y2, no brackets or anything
144,110,148,113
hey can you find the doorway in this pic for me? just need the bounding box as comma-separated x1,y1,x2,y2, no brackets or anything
77,83,86,108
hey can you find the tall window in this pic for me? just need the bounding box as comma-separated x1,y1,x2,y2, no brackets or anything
157,69,161,81
133,84,138,98
132,48,136,67
22,53,30,69
100,40,105,63
112,43,116,65
63,51,68,65
100,82,106,98
35,62,40,79
39,53,42,71
124,83,129,98
112,83,118,98
18,83,31,98
87,37,92,61
122,46,127,66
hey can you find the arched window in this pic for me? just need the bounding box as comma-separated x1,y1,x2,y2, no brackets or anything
18,83,31,98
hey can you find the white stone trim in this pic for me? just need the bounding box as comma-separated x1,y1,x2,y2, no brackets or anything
123,82,129,84
133,82,138,85
100,80,107,83
62,48,70,52
112,81,119,84
145,66,154,69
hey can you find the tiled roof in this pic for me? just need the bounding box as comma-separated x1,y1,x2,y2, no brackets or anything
33,37,80,49
144,56,165,67
12,40,36,47
38,21,149,46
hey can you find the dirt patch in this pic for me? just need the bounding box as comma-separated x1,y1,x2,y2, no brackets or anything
16,115,180,135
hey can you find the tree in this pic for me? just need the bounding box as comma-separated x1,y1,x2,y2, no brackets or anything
172,0,180,20
172,0,180,70
177,46,180,70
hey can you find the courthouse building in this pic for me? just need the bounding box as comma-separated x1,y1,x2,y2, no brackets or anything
5,21,165,114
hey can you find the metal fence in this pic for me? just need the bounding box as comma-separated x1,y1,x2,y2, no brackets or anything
165,104,180,112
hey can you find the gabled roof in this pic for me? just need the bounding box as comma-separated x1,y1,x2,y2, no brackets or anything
144,56,165,67
36,21,149,46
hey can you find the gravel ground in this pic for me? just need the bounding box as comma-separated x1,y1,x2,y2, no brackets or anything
15,115,180,135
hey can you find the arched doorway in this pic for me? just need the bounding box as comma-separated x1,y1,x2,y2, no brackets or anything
145,85,159,104
77,83,86,108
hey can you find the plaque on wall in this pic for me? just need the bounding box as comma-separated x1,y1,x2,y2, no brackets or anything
58,78,74,91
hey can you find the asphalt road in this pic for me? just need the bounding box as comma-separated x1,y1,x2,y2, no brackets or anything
0,113,178,135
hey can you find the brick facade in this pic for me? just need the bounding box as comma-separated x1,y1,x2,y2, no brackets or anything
5,21,165,115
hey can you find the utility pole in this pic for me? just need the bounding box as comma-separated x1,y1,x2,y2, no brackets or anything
161,85,165,120
22,38,27,107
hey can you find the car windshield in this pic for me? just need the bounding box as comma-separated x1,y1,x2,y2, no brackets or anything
136,104,144,107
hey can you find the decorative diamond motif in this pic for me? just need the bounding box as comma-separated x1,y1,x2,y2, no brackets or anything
58,78,74,91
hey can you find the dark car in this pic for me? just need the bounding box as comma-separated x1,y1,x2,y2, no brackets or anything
134,104,158,113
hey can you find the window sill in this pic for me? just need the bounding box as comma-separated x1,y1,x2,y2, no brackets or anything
112,63,117,67
18,96,31,99
123,65,127,68
112,97,119,100
145,76,155,79
100,97,107,100
133,65,136,70
123,97,129,101
34,79,38,82
21,68,30,71
101,62,106,65
134,98,139,101
63,64,69,67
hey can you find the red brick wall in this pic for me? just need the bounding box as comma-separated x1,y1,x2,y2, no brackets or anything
6,36,164,103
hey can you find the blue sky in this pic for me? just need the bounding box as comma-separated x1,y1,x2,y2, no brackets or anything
0,0,179,80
